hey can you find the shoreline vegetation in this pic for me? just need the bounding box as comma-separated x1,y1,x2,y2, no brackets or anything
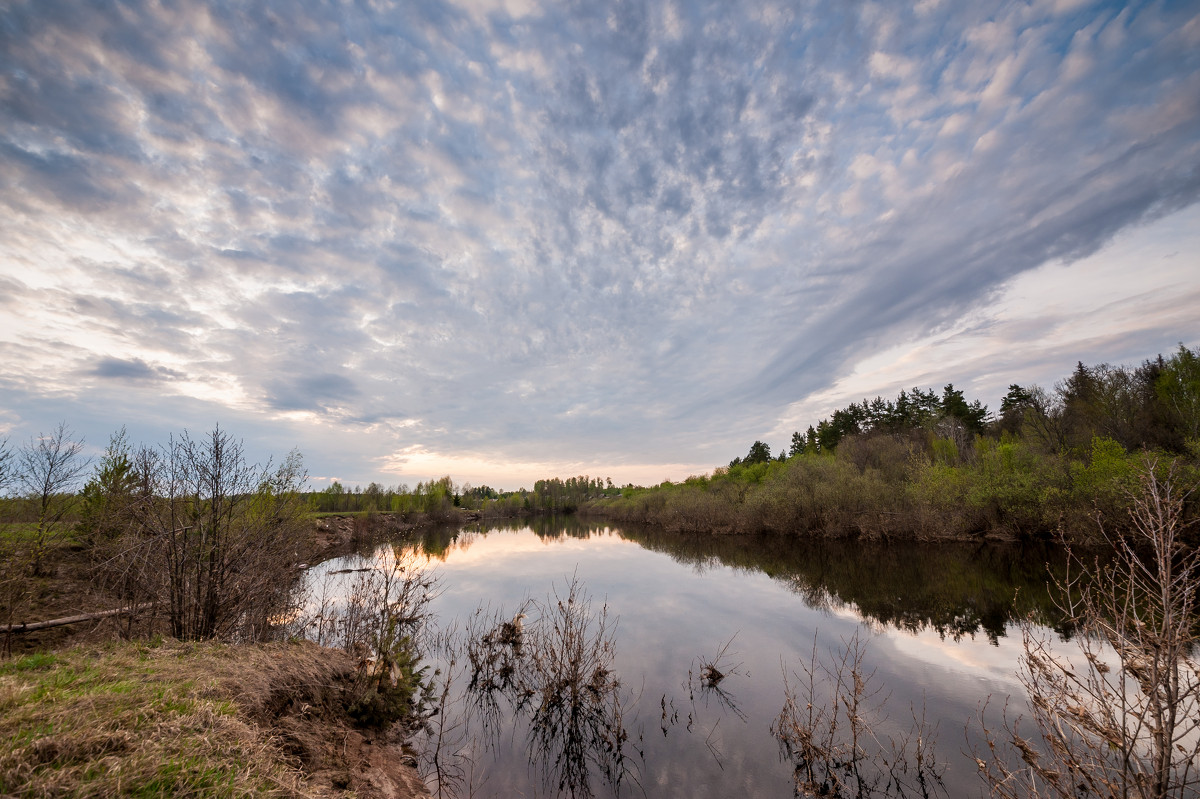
0,343,1197,796
583,345,1200,543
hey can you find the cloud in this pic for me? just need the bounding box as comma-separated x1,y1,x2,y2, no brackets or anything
266,373,360,413
0,0,1198,486
90,357,183,383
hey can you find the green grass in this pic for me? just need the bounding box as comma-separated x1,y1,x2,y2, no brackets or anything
0,522,43,543
0,521,86,550
0,640,314,797
2,653,59,672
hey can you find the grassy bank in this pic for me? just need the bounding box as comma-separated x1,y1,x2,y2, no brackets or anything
0,638,428,797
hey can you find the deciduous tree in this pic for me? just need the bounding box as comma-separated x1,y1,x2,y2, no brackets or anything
17,423,88,576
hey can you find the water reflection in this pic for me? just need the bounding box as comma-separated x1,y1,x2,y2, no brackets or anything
309,520,1071,798
435,579,639,799
620,528,1071,642
773,631,947,798
425,519,1068,642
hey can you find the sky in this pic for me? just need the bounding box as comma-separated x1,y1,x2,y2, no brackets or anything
1,0,1198,491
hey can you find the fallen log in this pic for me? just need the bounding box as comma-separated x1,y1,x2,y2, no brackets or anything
1,603,153,634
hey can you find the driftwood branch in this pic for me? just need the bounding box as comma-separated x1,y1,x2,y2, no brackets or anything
2,603,153,634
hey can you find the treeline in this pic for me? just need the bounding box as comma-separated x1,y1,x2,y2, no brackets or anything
589,344,1200,542
306,476,470,516
734,383,990,465
306,474,622,516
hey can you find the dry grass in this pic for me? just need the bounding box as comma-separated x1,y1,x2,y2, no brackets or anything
0,637,389,797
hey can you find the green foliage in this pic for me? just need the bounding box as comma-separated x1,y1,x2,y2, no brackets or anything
1070,436,1137,498
789,430,806,458
931,436,959,466
1056,436,1142,537
531,475,613,512
908,459,975,536
1157,342,1200,441
634,343,1195,543
963,437,1054,534
773,383,986,461
77,428,138,545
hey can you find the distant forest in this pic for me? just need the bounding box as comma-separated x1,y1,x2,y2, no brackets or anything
305,473,623,517
590,343,1200,542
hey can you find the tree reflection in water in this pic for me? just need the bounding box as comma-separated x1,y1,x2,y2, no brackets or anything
400,522,1072,797
428,577,641,799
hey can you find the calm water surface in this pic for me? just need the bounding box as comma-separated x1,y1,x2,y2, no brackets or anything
306,518,1067,798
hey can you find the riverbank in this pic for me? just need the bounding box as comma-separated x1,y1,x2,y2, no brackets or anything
0,512,445,797
309,509,484,560
0,638,429,797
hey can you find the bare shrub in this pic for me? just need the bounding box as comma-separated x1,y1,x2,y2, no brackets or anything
523,577,633,798
0,540,25,657
111,427,309,642
465,600,532,693
418,621,478,799
686,633,747,727
976,457,1200,799
839,434,920,482
660,483,740,533
0,434,14,497
693,633,742,689
773,630,946,798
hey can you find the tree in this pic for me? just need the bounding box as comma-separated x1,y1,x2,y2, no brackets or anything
805,425,819,454
940,383,989,435
17,423,88,576
1057,360,1104,449
1157,343,1200,444
0,434,21,647
998,384,1034,434
78,427,139,546
1022,385,1070,453
744,440,772,465
364,481,385,512
0,435,13,495
789,430,805,458
978,457,1200,798
126,427,309,641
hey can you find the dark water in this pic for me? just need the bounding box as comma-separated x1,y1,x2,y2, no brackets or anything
305,518,1069,798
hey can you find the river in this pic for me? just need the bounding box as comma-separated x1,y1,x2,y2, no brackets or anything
303,517,1069,798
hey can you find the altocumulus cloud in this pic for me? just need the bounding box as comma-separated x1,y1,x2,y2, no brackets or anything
0,0,1198,487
